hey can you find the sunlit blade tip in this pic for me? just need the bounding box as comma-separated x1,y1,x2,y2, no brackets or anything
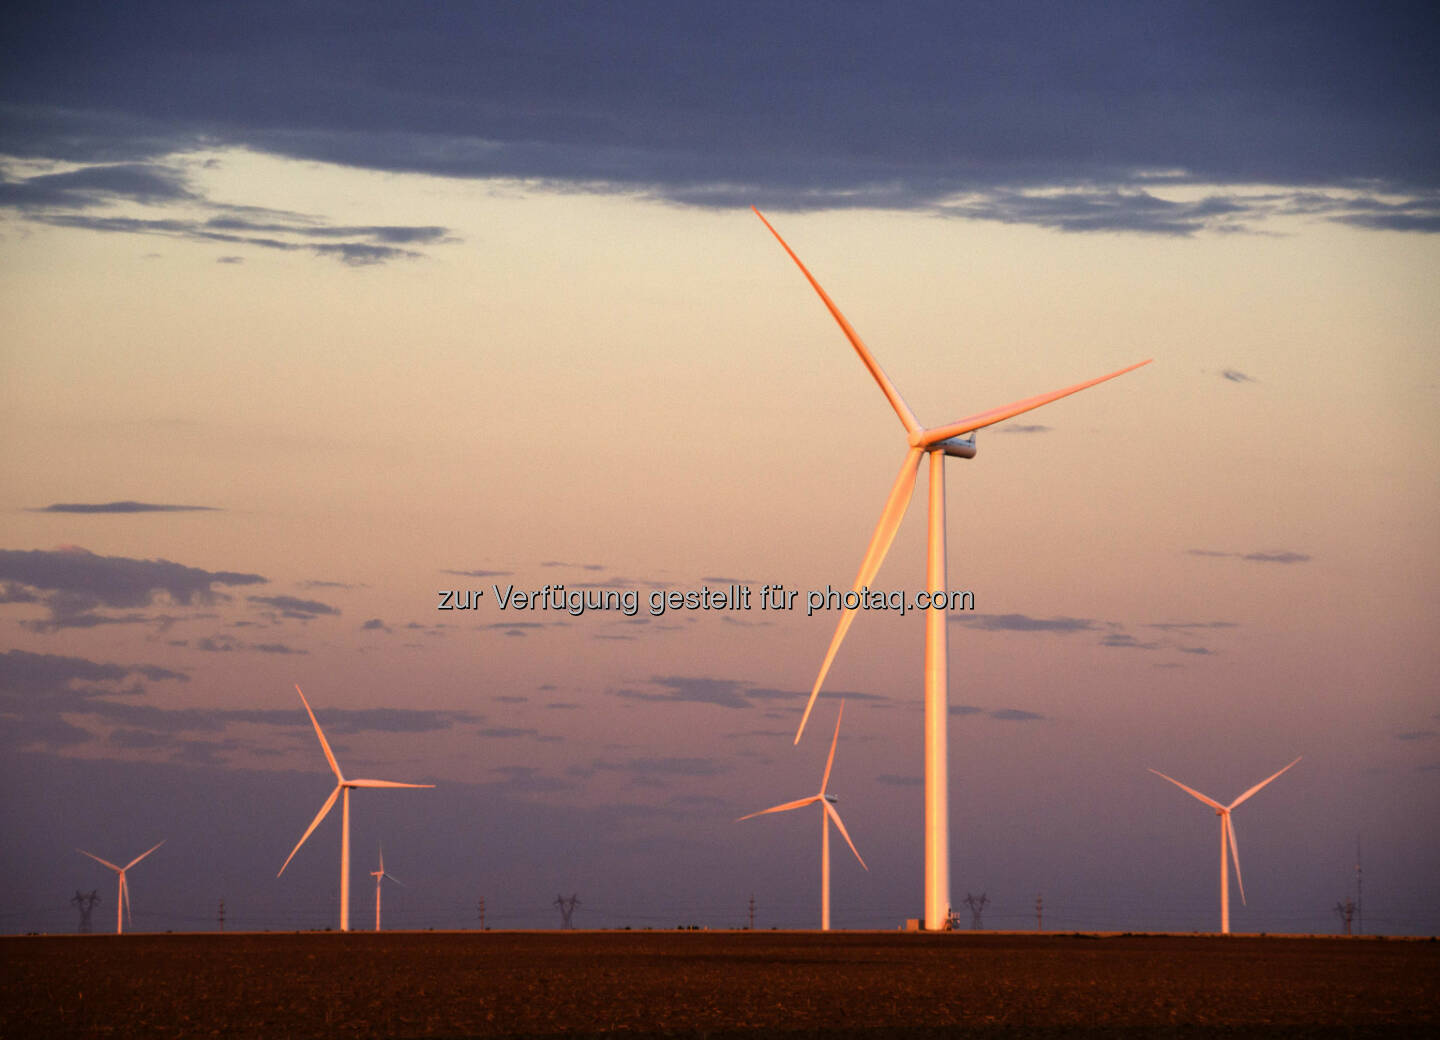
1226,813,1246,905
921,359,1152,446
824,801,868,871
295,684,344,782
278,784,341,877
1148,768,1225,811
798,449,923,743
78,849,121,872
124,839,166,870
753,208,921,436
1227,755,1302,810
735,795,821,822
820,700,845,794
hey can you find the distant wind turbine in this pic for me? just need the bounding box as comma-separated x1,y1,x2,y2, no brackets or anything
77,840,165,935
754,207,1150,930
1150,756,1302,934
370,844,405,932
278,684,434,932
737,700,867,931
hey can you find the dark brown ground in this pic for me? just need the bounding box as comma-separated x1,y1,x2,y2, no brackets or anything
2,930,1435,1039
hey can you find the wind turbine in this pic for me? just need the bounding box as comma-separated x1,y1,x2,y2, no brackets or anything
1149,756,1301,934
754,208,1150,930
278,684,434,932
737,699,867,930
370,844,405,932
77,840,164,935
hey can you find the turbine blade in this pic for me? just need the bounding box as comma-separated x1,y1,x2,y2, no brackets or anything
1227,755,1302,810
278,784,341,877
1148,768,1225,811
820,700,846,795
77,849,121,873
753,207,921,437
796,447,924,743
919,360,1151,446
1226,812,1246,906
384,872,405,888
378,844,384,874
824,800,869,871
123,839,166,871
735,795,821,822
347,779,436,788
295,684,344,782
121,874,131,923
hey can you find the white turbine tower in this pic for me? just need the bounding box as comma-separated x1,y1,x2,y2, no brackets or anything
738,700,868,931
1150,756,1302,934
370,844,405,932
755,208,1150,930
278,684,434,932
77,840,165,935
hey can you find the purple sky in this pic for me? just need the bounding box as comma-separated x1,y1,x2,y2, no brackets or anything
2,1,1437,934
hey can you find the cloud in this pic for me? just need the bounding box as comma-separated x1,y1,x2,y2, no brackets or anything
192,635,306,655
1100,633,1163,651
949,705,985,716
0,546,266,628
27,212,436,265
989,708,1044,722
0,162,194,208
246,594,340,618
1146,621,1239,631
1186,549,1312,564
953,613,1096,633
1395,730,1436,741
3,5,1433,237
443,569,513,578
997,424,1052,434
360,618,390,632
1221,369,1256,383
34,501,218,513
613,676,753,710
591,756,730,779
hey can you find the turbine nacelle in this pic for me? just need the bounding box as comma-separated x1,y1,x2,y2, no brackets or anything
935,435,977,459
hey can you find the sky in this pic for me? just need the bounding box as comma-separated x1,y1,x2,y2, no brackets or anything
2,2,1437,935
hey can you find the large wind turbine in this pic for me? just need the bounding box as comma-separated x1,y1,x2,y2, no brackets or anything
1150,756,1302,934
755,208,1150,930
737,700,867,931
77,840,164,934
370,844,405,932
278,684,434,932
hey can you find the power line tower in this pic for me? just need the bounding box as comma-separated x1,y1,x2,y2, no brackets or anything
217,898,225,933
71,890,100,934
1355,836,1364,936
554,893,580,929
477,896,486,931
747,893,755,931
1334,898,1356,936
963,892,988,930
1035,893,1043,932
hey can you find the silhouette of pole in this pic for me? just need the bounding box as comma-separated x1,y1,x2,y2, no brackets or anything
71,890,100,934
747,893,755,931
218,898,225,933
1334,898,1355,937
554,893,580,929
1035,893,1043,932
478,896,486,931
963,892,987,930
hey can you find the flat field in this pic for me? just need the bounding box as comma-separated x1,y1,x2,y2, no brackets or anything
2,931,1435,1038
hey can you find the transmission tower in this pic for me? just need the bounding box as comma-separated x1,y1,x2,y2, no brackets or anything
747,893,755,931
71,890,100,934
217,898,225,933
963,892,988,930
1035,893,1043,932
554,893,580,929
478,896,486,930
1334,898,1356,936
1355,836,1364,935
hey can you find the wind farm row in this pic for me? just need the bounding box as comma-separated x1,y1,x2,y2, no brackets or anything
71,212,1302,938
